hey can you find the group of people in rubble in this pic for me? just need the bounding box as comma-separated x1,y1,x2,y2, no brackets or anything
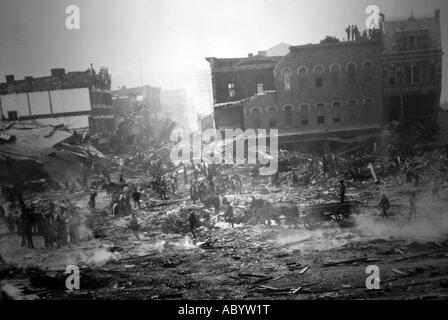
1,193,85,249
379,177,444,222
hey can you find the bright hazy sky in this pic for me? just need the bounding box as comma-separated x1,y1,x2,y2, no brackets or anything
0,0,447,114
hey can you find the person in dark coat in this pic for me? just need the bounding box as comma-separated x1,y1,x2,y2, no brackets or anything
223,200,235,229
131,189,142,209
188,210,197,238
339,180,346,203
190,183,198,203
379,194,390,218
19,205,34,249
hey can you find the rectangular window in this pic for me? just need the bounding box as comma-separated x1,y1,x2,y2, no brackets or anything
429,64,436,82
315,77,323,88
383,70,388,89
397,71,404,87
389,74,396,87
269,117,277,128
8,111,18,120
300,106,309,125
405,66,412,84
412,65,420,83
421,64,429,83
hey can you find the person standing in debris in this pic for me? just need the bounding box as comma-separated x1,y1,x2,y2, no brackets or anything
292,171,299,186
119,174,125,185
432,179,441,200
339,180,346,203
188,210,197,238
409,193,417,222
379,194,390,218
19,204,34,249
55,214,67,248
159,177,168,201
190,182,198,204
89,191,97,210
68,213,80,244
207,175,215,192
223,198,235,229
5,203,15,233
414,171,420,187
131,188,142,209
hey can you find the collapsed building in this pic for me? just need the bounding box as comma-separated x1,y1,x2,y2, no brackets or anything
0,66,114,147
207,10,443,154
111,85,162,148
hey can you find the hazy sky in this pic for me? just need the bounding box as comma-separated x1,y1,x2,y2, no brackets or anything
0,0,447,114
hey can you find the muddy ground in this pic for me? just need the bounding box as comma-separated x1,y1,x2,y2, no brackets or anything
1,177,448,300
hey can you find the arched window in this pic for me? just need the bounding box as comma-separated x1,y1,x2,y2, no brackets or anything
282,69,291,91
348,99,358,121
332,101,341,123
268,107,277,128
347,62,356,84
330,64,340,85
363,61,373,83
316,103,325,124
298,67,308,88
284,106,293,126
314,65,324,88
300,104,309,125
252,108,261,128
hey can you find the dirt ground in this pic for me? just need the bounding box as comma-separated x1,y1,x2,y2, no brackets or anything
1,174,448,300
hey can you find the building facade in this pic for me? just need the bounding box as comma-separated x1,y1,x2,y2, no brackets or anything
0,67,114,144
382,10,443,123
209,10,443,154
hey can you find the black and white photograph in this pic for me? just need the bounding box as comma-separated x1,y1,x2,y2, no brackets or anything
0,0,448,308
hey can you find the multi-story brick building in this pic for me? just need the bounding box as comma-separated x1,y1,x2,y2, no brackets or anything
209,10,443,154
382,10,443,123
0,66,115,144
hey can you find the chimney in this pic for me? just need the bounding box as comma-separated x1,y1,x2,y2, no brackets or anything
435,9,440,18
257,83,264,94
5,75,14,83
248,53,253,58
51,68,65,77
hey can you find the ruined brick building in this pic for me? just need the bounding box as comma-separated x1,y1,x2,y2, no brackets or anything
0,66,114,145
207,10,443,154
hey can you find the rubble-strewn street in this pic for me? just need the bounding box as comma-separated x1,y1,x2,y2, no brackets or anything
1,1,448,305
1,126,448,299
